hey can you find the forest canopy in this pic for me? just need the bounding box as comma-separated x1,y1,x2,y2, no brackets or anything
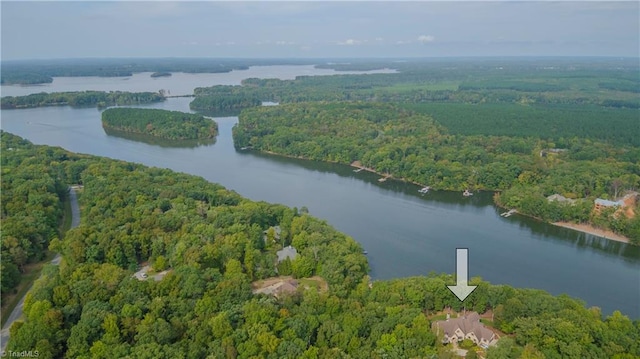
2,131,639,358
101,107,217,141
233,102,640,243
1,91,165,110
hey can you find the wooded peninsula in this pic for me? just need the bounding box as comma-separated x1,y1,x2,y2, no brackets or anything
2,132,638,358
101,108,217,141
217,59,640,243
0,91,165,109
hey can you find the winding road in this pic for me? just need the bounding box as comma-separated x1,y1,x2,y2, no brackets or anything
0,186,80,352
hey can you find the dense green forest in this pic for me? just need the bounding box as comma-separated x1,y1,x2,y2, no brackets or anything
400,103,640,147
150,72,172,78
101,108,217,141
190,59,640,121
0,58,362,85
233,102,640,243
0,136,72,296
1,91,165,109
0,58,250,84
3,132,638,358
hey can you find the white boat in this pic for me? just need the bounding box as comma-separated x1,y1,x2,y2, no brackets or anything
418,186,430,194
463,189,473,197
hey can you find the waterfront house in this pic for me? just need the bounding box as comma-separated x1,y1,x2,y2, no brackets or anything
276,245,298,263
546,194,576,204
263,225,282,244
594,198,622,212
432,312,497,349
253,279,299,298
593,192,637,216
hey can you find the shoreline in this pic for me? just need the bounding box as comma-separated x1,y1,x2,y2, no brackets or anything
553,221,630,244
255,151,636,246
350,161,425,187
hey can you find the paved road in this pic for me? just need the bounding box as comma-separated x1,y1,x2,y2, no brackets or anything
0,187,80,352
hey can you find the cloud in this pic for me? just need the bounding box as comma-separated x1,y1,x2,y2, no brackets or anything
337,39,362,46
418,35,435,43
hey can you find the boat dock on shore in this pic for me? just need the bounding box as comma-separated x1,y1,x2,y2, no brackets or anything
501,209,517,217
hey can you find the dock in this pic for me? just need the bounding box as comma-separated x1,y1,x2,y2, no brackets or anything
500,209,517,217
353,168,363,173
378,177,388,182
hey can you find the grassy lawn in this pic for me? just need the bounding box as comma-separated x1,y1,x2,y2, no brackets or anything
298,278,320,289
480,318,495,327
1,190,73,327
0,254,55,327
60,190,73,233
428,313,448,321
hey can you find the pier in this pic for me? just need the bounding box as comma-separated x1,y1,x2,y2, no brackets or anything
500,209,517,217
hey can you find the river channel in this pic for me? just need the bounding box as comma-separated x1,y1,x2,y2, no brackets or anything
1,66,638,318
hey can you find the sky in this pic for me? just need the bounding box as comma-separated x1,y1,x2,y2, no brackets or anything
1,1,638,60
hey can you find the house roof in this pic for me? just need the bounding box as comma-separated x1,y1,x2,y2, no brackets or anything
595,198,622,207
433,312,494,343
253,279,298,298
547,194,575,203
263,225,282,240
276,245,298,262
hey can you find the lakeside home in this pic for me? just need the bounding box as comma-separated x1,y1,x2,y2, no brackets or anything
276,245,298,263
432,312,498,349
594,192,637,216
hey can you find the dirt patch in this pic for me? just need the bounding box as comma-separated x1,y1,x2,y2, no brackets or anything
553,222,630,244
252,275,328,293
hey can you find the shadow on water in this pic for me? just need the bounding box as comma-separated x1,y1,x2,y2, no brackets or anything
512,215,640,263
239,148,640,263
103,127,216,148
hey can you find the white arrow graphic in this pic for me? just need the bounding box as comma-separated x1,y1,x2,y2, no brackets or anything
447,248,477,301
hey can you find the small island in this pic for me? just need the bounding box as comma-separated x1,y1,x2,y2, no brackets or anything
150,71,172,78
101,108,217,141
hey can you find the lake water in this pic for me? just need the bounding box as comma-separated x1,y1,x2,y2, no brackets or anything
0,65,396,97
1,66,638,318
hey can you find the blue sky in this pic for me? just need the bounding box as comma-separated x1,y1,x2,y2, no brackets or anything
1,1,638,60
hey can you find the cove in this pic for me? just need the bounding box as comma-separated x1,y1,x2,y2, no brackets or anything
1,66,638,318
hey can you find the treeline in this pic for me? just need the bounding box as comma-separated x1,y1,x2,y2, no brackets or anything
1,91,165,109
101,108,217,141
189,94,262,115
1,57,388,85
190,60,639,116
0,133,76,295
233,102,640,242
0,72,53,85
402,103,640,147
150,72,172,78
0,58,254,84
4,132,638,358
